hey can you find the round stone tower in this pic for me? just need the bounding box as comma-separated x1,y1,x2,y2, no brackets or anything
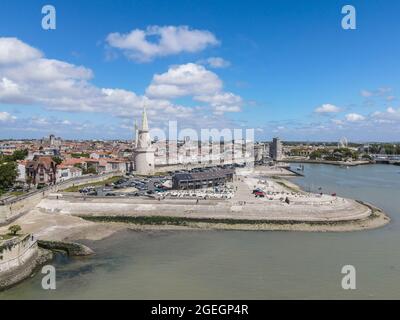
134,105,155,175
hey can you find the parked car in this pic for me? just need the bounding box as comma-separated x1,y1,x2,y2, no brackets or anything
254,191,266,198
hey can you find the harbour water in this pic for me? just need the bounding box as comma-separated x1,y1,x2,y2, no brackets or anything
1,164,400,299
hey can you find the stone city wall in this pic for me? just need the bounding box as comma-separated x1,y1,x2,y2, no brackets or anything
0,234,37,274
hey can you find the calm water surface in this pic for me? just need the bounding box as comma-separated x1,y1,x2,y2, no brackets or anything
1,164,400,299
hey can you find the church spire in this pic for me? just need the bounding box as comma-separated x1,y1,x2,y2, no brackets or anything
142,104,149,131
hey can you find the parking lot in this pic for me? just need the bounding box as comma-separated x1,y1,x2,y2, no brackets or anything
77,164,239,199
78,175,172,197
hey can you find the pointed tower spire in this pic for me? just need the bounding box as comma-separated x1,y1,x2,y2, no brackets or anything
142,103,149,131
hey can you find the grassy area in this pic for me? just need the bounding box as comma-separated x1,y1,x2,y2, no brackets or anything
63,176,123,192
0,234,17,241
10,191,25,197
78,215,361,227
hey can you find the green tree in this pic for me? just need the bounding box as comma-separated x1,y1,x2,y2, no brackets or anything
11,149,28,161
0,161,18,193
74,163,96,174
83,166,97,174
71,153,90,158
8,225,22,236
52,156,63,165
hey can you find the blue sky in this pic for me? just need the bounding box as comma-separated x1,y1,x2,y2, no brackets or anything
0,0,400,142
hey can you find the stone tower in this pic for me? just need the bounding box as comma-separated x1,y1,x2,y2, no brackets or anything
134,119,139,148
134,105,155,175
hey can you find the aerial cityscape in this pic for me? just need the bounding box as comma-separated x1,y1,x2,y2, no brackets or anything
1,0,400,307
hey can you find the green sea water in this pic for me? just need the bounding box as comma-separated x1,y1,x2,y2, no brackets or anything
1,164,400,299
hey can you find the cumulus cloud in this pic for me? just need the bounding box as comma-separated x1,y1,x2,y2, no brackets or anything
345,113,365,122
146,63,242,114
371,107,400,122
0,111,16,122
0,38,42,65
314,103,341,114
0,37,199,121
0,77,23,103
106,25,219,62
146,63,222,99
195,92,242,115
0,37,243,135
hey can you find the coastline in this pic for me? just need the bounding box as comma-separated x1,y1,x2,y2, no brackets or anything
0,168,392,243
0,168,392,292
282,159,371,166
78,207,389,233
3,175,387,242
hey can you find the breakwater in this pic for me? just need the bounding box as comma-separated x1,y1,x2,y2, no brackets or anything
38,240,94,256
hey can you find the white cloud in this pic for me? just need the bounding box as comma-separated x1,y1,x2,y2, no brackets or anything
195,92,242,115
146,63,242,114
0,77,23,102
0,37,198,122
106,25,219,62
4,58,93,83
212,104,241,115
199,57,230,68
372,107,400,121
0,38,42,65
315,103,341,114
361,90,373,98
0,38,242,135
0,111,16,122
345,113,365,122
146,63,222,99
361,87,392,98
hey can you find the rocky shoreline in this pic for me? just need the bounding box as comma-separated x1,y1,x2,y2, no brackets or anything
37,240,94,256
